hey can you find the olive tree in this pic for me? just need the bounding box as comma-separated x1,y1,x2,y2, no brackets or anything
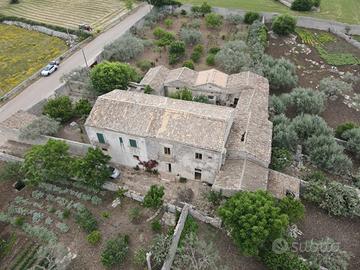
101,34,144,62
291,114,332,142
215,40,252,74
289,87,326,115
19,116,60,140
342,128,360,158
180,27,202,46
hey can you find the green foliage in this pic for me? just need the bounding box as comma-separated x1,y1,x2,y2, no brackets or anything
43,96,73,123
75,207,98,233
205,13,223,28
168,41,186,64
262,250,311,270
270,148,293,171
19,116,60,140
204,190,223,207
101,34,144,62
291,0,314,11
134,248,147,266
215,40,252,74
289,88,326,115
305,237,350,270
87,230,101,245
14,216,25,227
206,53,216,65
191,2,212,15
272,15,297,36
269,94,290,115
244,12,260,24
335,122,358,139
0,162,24,183
169,88,193,101
23,140,71,185
153,27,176,47
136,60,153,72
151,219,162,233
72,148,111,188
192,95,210,103
149,234,172,268
190,44,204,63
342,128,360,157
316,46,360,65
74,99,92,118
179,214,198,245
271,115,299,151
183,60,195,69
63,208,71,219
144,85,154,94
278,196,305,223
164,18,173,28
180,27,202,45
227,14,244,25
218,191,288,256
291,114,332,142
101,234,129,267
143,185,165,209
116,187,128,199
90,61,139,95
312,0,321,7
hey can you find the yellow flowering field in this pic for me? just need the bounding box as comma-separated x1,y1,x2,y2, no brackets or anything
0,24,68,95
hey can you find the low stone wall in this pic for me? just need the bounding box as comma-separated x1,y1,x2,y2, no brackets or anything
3,20,77,41
329,29,360,50
161,204,189,270
0,152,24,163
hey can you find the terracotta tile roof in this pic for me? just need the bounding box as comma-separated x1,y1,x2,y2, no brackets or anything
0,111,38,130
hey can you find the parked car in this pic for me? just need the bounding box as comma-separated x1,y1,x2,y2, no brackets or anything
41,61,59,76
109,166,120,179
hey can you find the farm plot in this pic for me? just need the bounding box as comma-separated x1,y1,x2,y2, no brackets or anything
0,24,68,96
0,177,162,269
0,0,129,30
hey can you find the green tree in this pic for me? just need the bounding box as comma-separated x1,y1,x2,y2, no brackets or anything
278,196,305,223
169,88,193,101
244,12,260,24
19,116,60,140
218,191,289,256
289,88,326,115
145,0,180,7
272,15,297,36
205,13,223,28
342,128,360,158
291,0,314,11
74,99,92,118
262,250,311,270
143,185,165,209
101,234,129,267
72,148,111,188
168,41,186,64
23,140,71,185
90,61,139,95
43,96,74,123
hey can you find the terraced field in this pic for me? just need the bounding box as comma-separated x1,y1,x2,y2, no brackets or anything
0,0,130,30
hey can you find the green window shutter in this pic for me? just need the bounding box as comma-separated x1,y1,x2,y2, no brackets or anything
129,139,137,148
119,137,123,144
97,133,105,144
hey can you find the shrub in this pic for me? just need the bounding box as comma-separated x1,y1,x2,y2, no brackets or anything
87,230,101,245
190,44,204,63
134,248,147,266
206,54,215,65
191,2,212,15
278,196,305,223
14,216,25,227
56,222,69,233
291,0,314,11
291,114,332,142
262,55,298,90
289,88,326,115
272,116,299,151
204,190,223,207
164,18,173,28
183,60,195,69
180,27,202,45
218,191,288,256
151,220,162,233
74,99,92,118
144,85,154,94
101,211,110,219
205,13,223,28
312,0,321,7
63,208,71,219
0,162,24,183
208,47,220,54
193,95,209,103
262,250,311,270
90,61,139,95
270,148,293,171
75,207,98,233
129,207,142,223
342,128,360,157
305,237,350,270
269,94,289,115
169,88,193,101
101,234,129,267
319,77,352,98
19,116,60,140
150,234,172,268
43,96,74,123
244,12,260,24
153,27,175,47
168,41,186,65
22,224,57,243
335,122,358,139
272,15,297,36
101,34,144,62
227,14,243,25
215,40,252,74
136,60,153,72
143,185,165,209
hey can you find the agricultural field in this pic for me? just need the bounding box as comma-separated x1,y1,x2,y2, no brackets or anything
0,24,68,96
0,0,130,30
180,0,360,24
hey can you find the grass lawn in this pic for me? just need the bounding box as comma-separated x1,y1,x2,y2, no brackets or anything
0,0,128,30
180,0,360,25
0,24,68,96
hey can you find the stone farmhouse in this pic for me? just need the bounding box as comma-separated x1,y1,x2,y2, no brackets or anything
84,66,300,197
